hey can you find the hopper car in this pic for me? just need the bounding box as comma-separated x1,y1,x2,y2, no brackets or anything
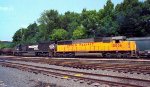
128,37,150,57
0,48,13,55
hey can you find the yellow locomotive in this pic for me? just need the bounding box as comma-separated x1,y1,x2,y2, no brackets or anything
55,36,137,58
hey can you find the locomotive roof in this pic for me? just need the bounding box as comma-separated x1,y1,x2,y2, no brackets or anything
57,37,114,44
38,41,55,44
57,40,72,45
17,41,55,46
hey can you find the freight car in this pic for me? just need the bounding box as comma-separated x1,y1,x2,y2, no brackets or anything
13,41,55,56
55,36,137,58
0,49,2,55
0,48,13,55
128,37,150,57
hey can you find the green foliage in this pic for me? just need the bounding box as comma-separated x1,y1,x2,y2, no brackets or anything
103,0,114,17
38,10,59,34
0,41,13,49
12,28,25,44
99,0,118,36
81,9,99,38
59,12,80,38
0,43,6,49
115,0,144,37
72,26,87,39
100,16,119,36
50,29,68,41
12,0,150,45
12,23,39,45
138,0,150,36
25,23,38,43
35,24,49,42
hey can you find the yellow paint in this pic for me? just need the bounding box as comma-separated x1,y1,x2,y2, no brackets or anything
74,74,83,77
57,40,137,52
62,76,69,79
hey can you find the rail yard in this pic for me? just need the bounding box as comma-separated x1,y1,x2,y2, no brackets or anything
1,0,150,87
0,56,150,87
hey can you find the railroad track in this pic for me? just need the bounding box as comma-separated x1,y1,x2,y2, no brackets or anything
0,61,150,87
88,63,150,74
1,57,150,75
61,62,150,75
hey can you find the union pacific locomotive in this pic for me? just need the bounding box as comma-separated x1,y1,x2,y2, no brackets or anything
11,36,150,58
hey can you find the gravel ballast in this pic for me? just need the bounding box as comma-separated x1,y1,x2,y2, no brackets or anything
9,60,150,81
0,66,99,87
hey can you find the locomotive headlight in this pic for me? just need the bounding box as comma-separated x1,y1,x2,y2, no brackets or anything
49,44,55,49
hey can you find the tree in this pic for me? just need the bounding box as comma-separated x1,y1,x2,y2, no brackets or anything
38,10,60,34
24,22,38,43
138,0,150,36
115,0,142,37
0,42,6,49
13,0,150,45
0,42,13,49
72,26,87,39
103,0,114,17
50,29,68,41
34,24,48,42
100,16,119,36
12,28,26,44
59,11,80,38
81,9,99,37
98,0,118,36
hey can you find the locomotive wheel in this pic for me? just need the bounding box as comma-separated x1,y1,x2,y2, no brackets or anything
35,52,39,56
19,53,22,56
116,53,122,58
126,53,131,58
121,53,126,58
102,53,106,58
105,53,111,58
68,53,73,57
56,53,63,57
63,53,68,57
111,53,116,58
48,52,53,57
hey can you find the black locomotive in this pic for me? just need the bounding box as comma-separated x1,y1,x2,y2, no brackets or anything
13,41,55,56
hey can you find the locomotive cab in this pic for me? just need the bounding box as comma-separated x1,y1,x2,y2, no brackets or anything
112,36,126,42
112,36,137,58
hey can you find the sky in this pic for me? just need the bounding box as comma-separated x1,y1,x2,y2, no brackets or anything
0,0,140,41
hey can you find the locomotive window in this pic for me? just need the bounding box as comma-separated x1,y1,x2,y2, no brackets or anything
115,40,120,43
